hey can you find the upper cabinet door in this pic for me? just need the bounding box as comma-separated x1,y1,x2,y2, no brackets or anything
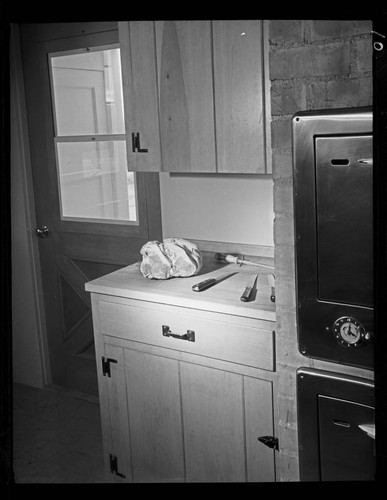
119,21,162,172
155,21,217,173
213,20,268,174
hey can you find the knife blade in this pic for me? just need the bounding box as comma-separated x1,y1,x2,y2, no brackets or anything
192,271,238,292
240,274,259,302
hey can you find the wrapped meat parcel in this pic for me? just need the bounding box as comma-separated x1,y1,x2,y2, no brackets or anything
140,238,203,279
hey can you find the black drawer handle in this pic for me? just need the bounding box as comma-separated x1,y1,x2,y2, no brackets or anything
162,325,195,342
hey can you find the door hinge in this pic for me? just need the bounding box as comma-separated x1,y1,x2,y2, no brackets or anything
257,435,279,451
101,356,117,377
109,454,125,478
131,132,148,153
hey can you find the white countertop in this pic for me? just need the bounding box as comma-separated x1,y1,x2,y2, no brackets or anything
85,252,276,322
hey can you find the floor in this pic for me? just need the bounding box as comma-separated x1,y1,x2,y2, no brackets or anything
12,383,107,483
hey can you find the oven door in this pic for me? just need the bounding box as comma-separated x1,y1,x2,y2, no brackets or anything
297,368,375,481
293,108,373,369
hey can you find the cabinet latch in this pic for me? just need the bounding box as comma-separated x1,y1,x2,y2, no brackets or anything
109,454,126,478
102,356,117,377
257,435,279,451
131,132,148,153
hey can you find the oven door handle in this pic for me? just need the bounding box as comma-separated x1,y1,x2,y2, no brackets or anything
358,423,375,439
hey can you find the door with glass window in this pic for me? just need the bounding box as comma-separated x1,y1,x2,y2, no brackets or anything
20,23,162,395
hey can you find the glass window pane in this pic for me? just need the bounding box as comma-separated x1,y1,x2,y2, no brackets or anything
51,48,125,136
56,140,137,223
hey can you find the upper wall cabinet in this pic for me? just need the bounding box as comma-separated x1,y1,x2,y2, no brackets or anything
119,20,271,174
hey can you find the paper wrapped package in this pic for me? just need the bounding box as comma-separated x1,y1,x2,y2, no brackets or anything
140,238,203,279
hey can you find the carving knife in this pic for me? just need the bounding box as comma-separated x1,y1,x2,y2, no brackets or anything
240,274,259,302
192,271,238,292
214,253,274,270
268,274,275,302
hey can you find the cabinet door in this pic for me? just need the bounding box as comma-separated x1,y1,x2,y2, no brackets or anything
155,21,216,172
104,343,133,482
119,21,162,171
213,20,267,174
124,348,185,482
244,376,276,481
180,363,276,482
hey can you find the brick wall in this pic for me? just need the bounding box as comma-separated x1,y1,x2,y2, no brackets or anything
268,19,373,481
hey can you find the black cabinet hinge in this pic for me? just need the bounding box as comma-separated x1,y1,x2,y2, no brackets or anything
131,132,148,153
258,435,279,451
101,356,117,377
109,454,125,478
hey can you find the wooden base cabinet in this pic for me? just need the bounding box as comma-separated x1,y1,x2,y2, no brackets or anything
91,294,277,483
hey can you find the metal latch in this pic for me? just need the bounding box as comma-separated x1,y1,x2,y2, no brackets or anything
257,435,279,451
357,158,373,166
109,454,125,478
131,132,148,153
102,357,117,377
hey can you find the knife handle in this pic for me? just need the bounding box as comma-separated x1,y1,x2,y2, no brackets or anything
192,278,217,292
240,286,252,302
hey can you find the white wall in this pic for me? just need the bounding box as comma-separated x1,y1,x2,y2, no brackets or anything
159,173,274,246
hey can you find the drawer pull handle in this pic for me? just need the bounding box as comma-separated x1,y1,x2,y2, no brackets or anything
162,325,195,342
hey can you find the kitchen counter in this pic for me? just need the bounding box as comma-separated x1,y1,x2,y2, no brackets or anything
85,251,275,322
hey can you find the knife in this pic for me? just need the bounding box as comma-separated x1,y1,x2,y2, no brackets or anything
268,274,275,302
240,274,258,302
192,271,238,292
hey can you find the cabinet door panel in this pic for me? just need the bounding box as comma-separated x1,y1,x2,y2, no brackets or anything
180,363,246,482
213,20,266,173
105,343,133,482
156,21,216,172
119,21,162,171
244,376,276,481
124,349,185,482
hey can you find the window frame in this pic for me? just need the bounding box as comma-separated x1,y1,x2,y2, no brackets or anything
48,43,138,226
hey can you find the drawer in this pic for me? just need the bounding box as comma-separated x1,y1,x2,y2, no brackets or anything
95,299,275,371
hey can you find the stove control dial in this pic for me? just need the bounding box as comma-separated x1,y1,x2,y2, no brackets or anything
332,316,372,347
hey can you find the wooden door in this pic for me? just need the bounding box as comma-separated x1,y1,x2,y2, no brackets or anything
180,363,246,482
155,21,216,173
213,20,267,173
124,348,185,482
19,23,162,396
180,363,276,482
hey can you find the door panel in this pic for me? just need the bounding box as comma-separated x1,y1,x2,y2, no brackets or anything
124,349,185,482
180,363,246,482
20,23,162,395
104,343,132,482
244,376,276,481
315,135,373,307
118,21,162,172
213,20,266,173
155,21,216,173
318,395,375,481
